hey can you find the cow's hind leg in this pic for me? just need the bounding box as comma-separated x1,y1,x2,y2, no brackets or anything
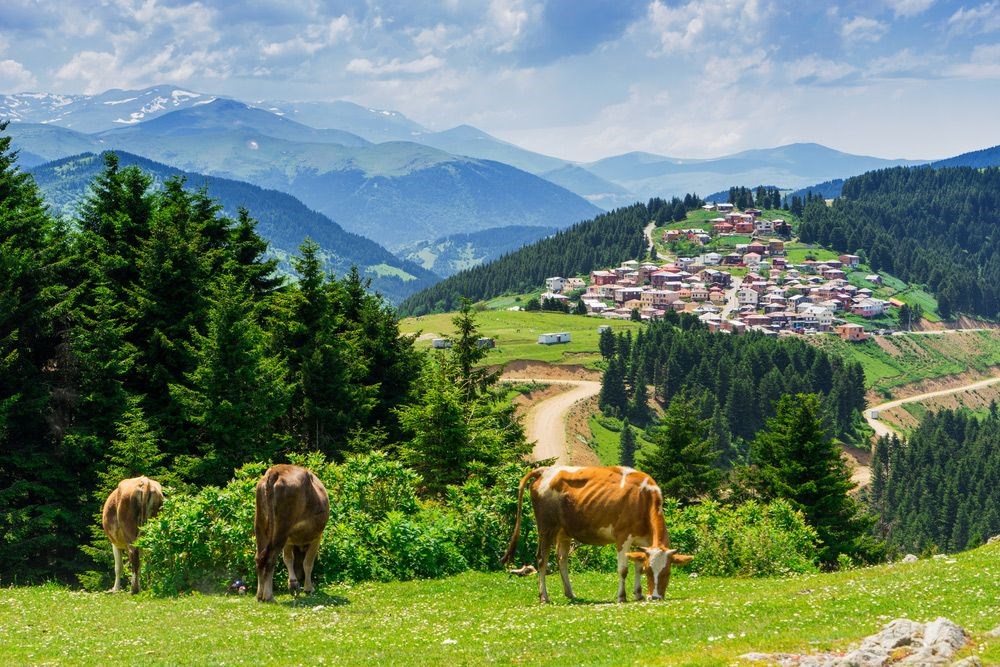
633,559,645,601
108,545,124,592
556,535,575,600
282,544,301,596
301,540,321,594
536,530,555,604
255,545,278,602
128,546,141,594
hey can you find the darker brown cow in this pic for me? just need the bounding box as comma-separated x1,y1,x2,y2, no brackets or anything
102,476,164,594
254,464,330,602
501,465,692,603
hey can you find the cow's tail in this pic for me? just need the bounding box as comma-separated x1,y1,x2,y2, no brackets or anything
130,477,157,528
500,468,544,565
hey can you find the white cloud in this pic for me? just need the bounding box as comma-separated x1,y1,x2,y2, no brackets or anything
54,46,232,94
885,0,935,18
0,59,38,91
487,0,538,53
647,0,773,56
784,55,856,85
261,15,351,58
346,55,446,76
948,2,1000,35
947,43,1000,78
840,16,889,44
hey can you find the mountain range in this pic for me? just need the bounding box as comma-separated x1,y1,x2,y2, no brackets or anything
5,84,1000,293
27,151,438,304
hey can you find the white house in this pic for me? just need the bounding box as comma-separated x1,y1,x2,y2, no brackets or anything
545,276,565,293
538,332,572,345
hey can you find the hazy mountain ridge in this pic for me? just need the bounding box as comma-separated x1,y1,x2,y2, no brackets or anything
398,225,558,277
28,151,440,303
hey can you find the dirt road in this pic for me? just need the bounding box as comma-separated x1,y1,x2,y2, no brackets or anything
512,379,602,463
865,375,1000,438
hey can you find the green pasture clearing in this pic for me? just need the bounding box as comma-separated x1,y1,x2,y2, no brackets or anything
811,330,1000,396
588,415,655,465
785,244,840,263
400,310,640,368
2,543,997,666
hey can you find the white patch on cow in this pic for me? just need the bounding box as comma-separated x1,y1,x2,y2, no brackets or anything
537,466,581,495
597,524,615,541
618,467,635,488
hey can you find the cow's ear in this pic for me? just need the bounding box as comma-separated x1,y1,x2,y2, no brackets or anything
670,553,694,566
626,551,647,563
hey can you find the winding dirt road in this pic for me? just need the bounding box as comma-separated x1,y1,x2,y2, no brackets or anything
864,375,1000,438
514,379,602,463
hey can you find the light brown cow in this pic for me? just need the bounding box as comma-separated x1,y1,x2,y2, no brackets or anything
102,476,164,594
501,465,692,603
254,464,330,602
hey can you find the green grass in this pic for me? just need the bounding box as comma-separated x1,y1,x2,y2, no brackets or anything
3,543,997,665
400,311,641,367
785,243,840,263
811,330,1000,395
587,416,655,465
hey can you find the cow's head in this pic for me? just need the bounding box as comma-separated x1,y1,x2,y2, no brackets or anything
627,547,693,600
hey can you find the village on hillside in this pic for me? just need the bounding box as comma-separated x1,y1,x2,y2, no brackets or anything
538,204,897,342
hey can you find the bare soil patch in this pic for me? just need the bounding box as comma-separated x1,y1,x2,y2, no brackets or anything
511,383,566,420
497,359,601,382
565,395,602,466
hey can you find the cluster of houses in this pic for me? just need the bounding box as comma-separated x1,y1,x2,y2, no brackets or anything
541,247,894,341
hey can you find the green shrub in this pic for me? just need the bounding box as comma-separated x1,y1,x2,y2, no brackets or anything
664,498,819,577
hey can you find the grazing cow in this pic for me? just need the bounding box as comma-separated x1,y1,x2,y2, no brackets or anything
254,464,330,602
102,476,164,594
501,466,692,603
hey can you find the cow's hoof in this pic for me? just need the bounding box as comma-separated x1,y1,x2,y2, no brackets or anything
617,596,627,603
634,595,646,602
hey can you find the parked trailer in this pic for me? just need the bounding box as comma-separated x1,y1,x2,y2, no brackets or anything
476,337,495,349
537,332,572,345
432,338,452,349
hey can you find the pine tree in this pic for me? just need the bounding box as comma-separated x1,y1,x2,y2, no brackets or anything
745,393,876,565
641,391,722,504
619,418,636,467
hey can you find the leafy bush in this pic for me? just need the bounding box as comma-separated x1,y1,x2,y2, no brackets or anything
664,498,819,577
140,453,510,594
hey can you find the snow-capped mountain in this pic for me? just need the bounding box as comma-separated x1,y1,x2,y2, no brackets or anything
0,85,217,133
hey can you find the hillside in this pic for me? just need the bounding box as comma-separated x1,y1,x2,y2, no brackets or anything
932,144,1000,169
399,225,557,277
254,99,428,142
800,166,1000,319
2,545,997,665
29,152,439,303
399,203,649,315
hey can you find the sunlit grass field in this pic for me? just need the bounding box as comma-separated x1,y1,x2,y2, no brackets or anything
2,543,997,665
400,310,641,368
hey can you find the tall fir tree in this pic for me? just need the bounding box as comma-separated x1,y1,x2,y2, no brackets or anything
641,391,722,504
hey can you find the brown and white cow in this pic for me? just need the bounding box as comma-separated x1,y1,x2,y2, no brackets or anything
501,466,692,603
254,464,330,602
102,476,165,594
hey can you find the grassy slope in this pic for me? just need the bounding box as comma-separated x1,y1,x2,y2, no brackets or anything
400,311,641,368
811,330,1000,397
2,543,997,665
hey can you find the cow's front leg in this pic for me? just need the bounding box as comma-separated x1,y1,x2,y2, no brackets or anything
616,548,630,603
301,540,321,594
282,544,300,596
556,536,575,600
633,559,645,601
108,545,124,593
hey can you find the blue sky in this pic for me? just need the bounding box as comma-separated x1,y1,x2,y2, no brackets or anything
1,0,998,161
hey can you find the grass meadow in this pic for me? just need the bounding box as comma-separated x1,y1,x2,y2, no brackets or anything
2,542,997,665
400,310,641,368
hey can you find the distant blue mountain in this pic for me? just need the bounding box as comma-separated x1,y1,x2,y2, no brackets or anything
932,144,1000,169
28,151,439,304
